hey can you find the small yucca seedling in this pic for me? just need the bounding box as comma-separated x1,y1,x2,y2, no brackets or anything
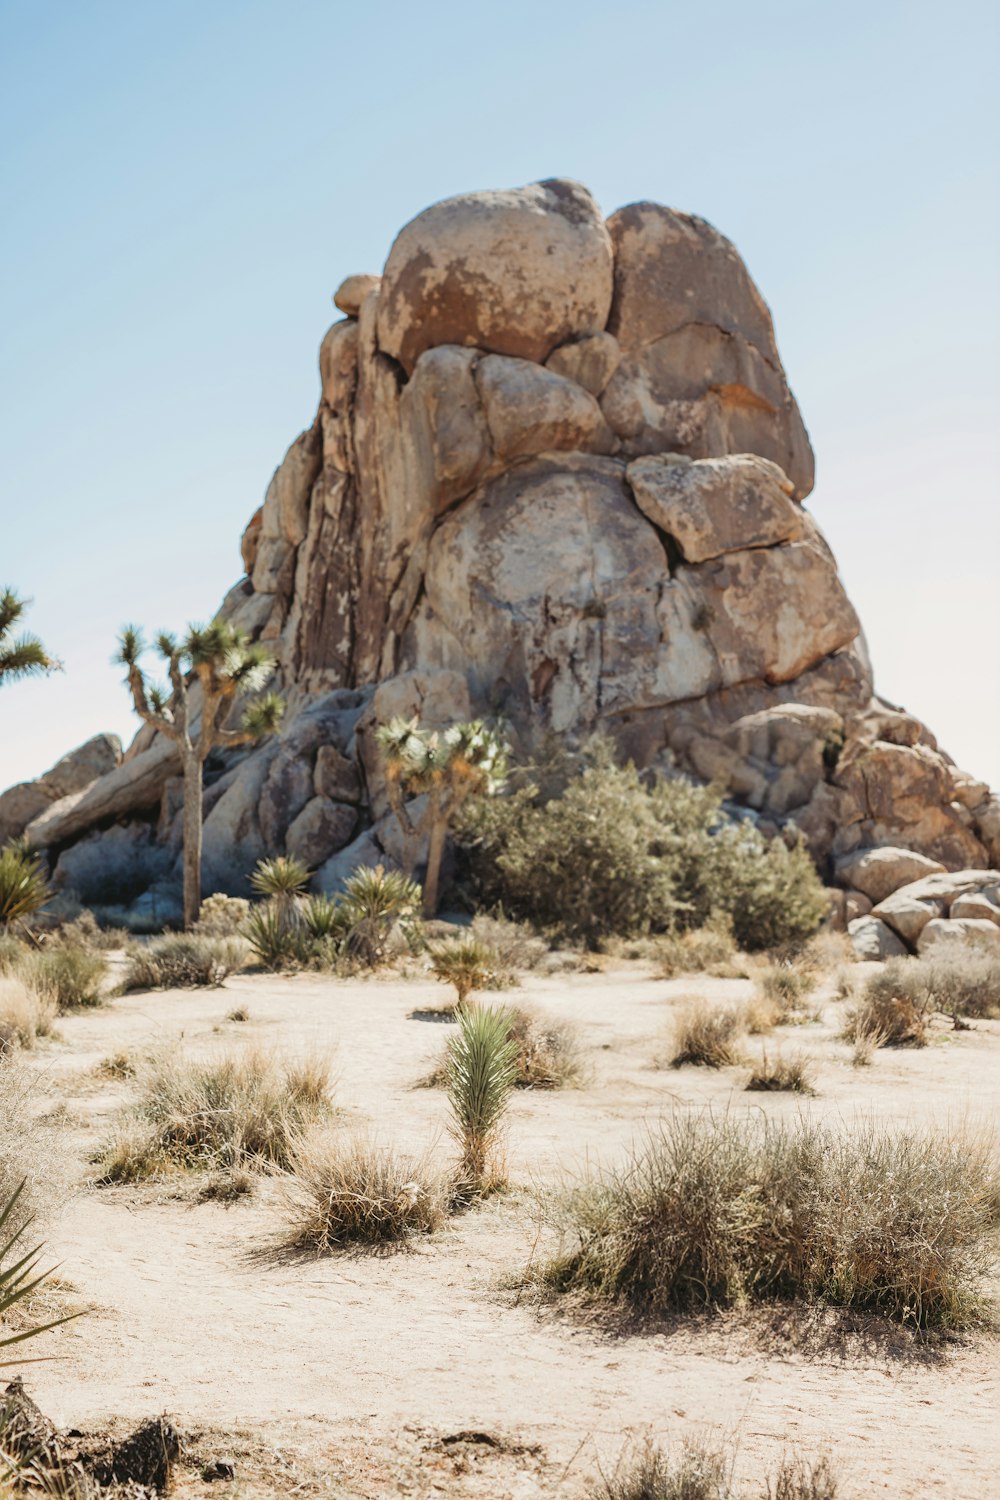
446,1003,518,1194
428,937,497,1006
300,893,349,941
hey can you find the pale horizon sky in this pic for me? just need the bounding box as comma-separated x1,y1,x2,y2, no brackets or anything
2,0,999,792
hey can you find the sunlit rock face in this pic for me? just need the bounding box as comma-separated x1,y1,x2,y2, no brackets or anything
7,179,997,910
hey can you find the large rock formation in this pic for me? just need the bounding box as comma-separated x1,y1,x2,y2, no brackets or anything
5,178,997,924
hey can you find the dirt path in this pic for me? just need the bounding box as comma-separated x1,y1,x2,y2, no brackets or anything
20,967,1000,1497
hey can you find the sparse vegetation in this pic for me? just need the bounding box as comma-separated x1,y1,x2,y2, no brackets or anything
445,1002,518,1194
426,1003,584,1090
654,919,744,979
668,1001,747,1068
753,965,817,1026
854,950,1000,1028
842,967,929,1049
591,1441,840,1500
1,937,109,1011
194,892,250,937
534,1112,1000,1329
0,842,50,932
282,1132,448,1250
123,934,247,990
457,746,827,950
0,977,56,1053
745,1050,816,1095
95,1047,334,1182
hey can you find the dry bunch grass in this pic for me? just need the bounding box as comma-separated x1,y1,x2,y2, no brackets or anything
745,1050,817,1095
535,1111,1000,1330
592,1439,839,1500
282,1131,448,1250
124,934,247,991
842,979,929,1050
0,977,56,1054
668,1001,747,1068
95,1046,333,1182
0,936,107,1011
655,921,745,980
753,965,816,1025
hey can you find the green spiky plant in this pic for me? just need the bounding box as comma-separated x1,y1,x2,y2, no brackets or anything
339,865,420,967
445,1002,518,1194
0,590,60,687
376,718,508,917
0,1181,80,1362
0,843,50,932
117,620,284,928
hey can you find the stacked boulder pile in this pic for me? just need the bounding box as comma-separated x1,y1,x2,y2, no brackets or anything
2,178,996,950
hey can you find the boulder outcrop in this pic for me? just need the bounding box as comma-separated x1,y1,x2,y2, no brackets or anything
5,177,995,925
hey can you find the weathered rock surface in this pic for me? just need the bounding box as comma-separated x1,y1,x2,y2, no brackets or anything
918,916,1000,953
834,846,947,905
5,177,994,919
377,179,613,374
848,915,909,961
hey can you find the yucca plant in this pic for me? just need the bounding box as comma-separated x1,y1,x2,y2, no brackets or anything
0,1181,79,1361
249,855,312,903
117,620,284,928
428,937,497,1007
244,903,309,970
300,894,351,942
377,717,508,916
0,844,50,933
339,865,420,967
445,1002,518,1195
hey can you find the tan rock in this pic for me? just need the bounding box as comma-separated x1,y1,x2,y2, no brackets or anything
476,354,615,461
891,869,1000,907
285,796,357,868
834,846,947,904
333,273,380,317
844,889,873,923
402,346,493,513
25,737,180,851
377,178,613,375
917,917,1000,953
314,745,361,803
848,915,908,961
950,891,1000,925
870,891,943,946
241,506,263,575
835,740,989,869
318,320,360,471
251,422,323,593
545,332,621,396
604,202,814,497
627,453,802,563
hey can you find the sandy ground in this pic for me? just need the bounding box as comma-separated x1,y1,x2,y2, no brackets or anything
12,960,1000,1498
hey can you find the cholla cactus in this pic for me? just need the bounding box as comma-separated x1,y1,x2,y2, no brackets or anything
117,619,284,929
376,718,508,916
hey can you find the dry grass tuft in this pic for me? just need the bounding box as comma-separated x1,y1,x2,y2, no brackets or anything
95,1046,334,1182
592,1440,840,1500
534,1111,1000,1329
282,1131,448,1250
766,1455,840,1500
0,977,56,1053
655,921,745,980
667,1001,747,1068
842,981,928,1049
754,965,816,1025
745,1050,817,1095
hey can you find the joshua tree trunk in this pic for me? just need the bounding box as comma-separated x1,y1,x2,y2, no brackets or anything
181,752,203,931
422,796,448,918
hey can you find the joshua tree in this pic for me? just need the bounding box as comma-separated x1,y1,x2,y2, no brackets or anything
0,588,60,685
118,620,284,929
376,718,508,917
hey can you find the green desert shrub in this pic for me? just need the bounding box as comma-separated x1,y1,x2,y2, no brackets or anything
534,1112,1000,1329
668,1001,747,1068
124,933,246,990
281,1132,447,1251
96,1046,333,1182
456,750,826,950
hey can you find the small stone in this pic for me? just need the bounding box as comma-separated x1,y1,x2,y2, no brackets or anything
333,273,380,317
202,1457,237,1481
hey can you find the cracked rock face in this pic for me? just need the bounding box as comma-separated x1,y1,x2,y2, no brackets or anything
7,178,997,907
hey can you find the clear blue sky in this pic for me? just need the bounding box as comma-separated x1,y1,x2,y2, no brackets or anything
2,0,998,790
